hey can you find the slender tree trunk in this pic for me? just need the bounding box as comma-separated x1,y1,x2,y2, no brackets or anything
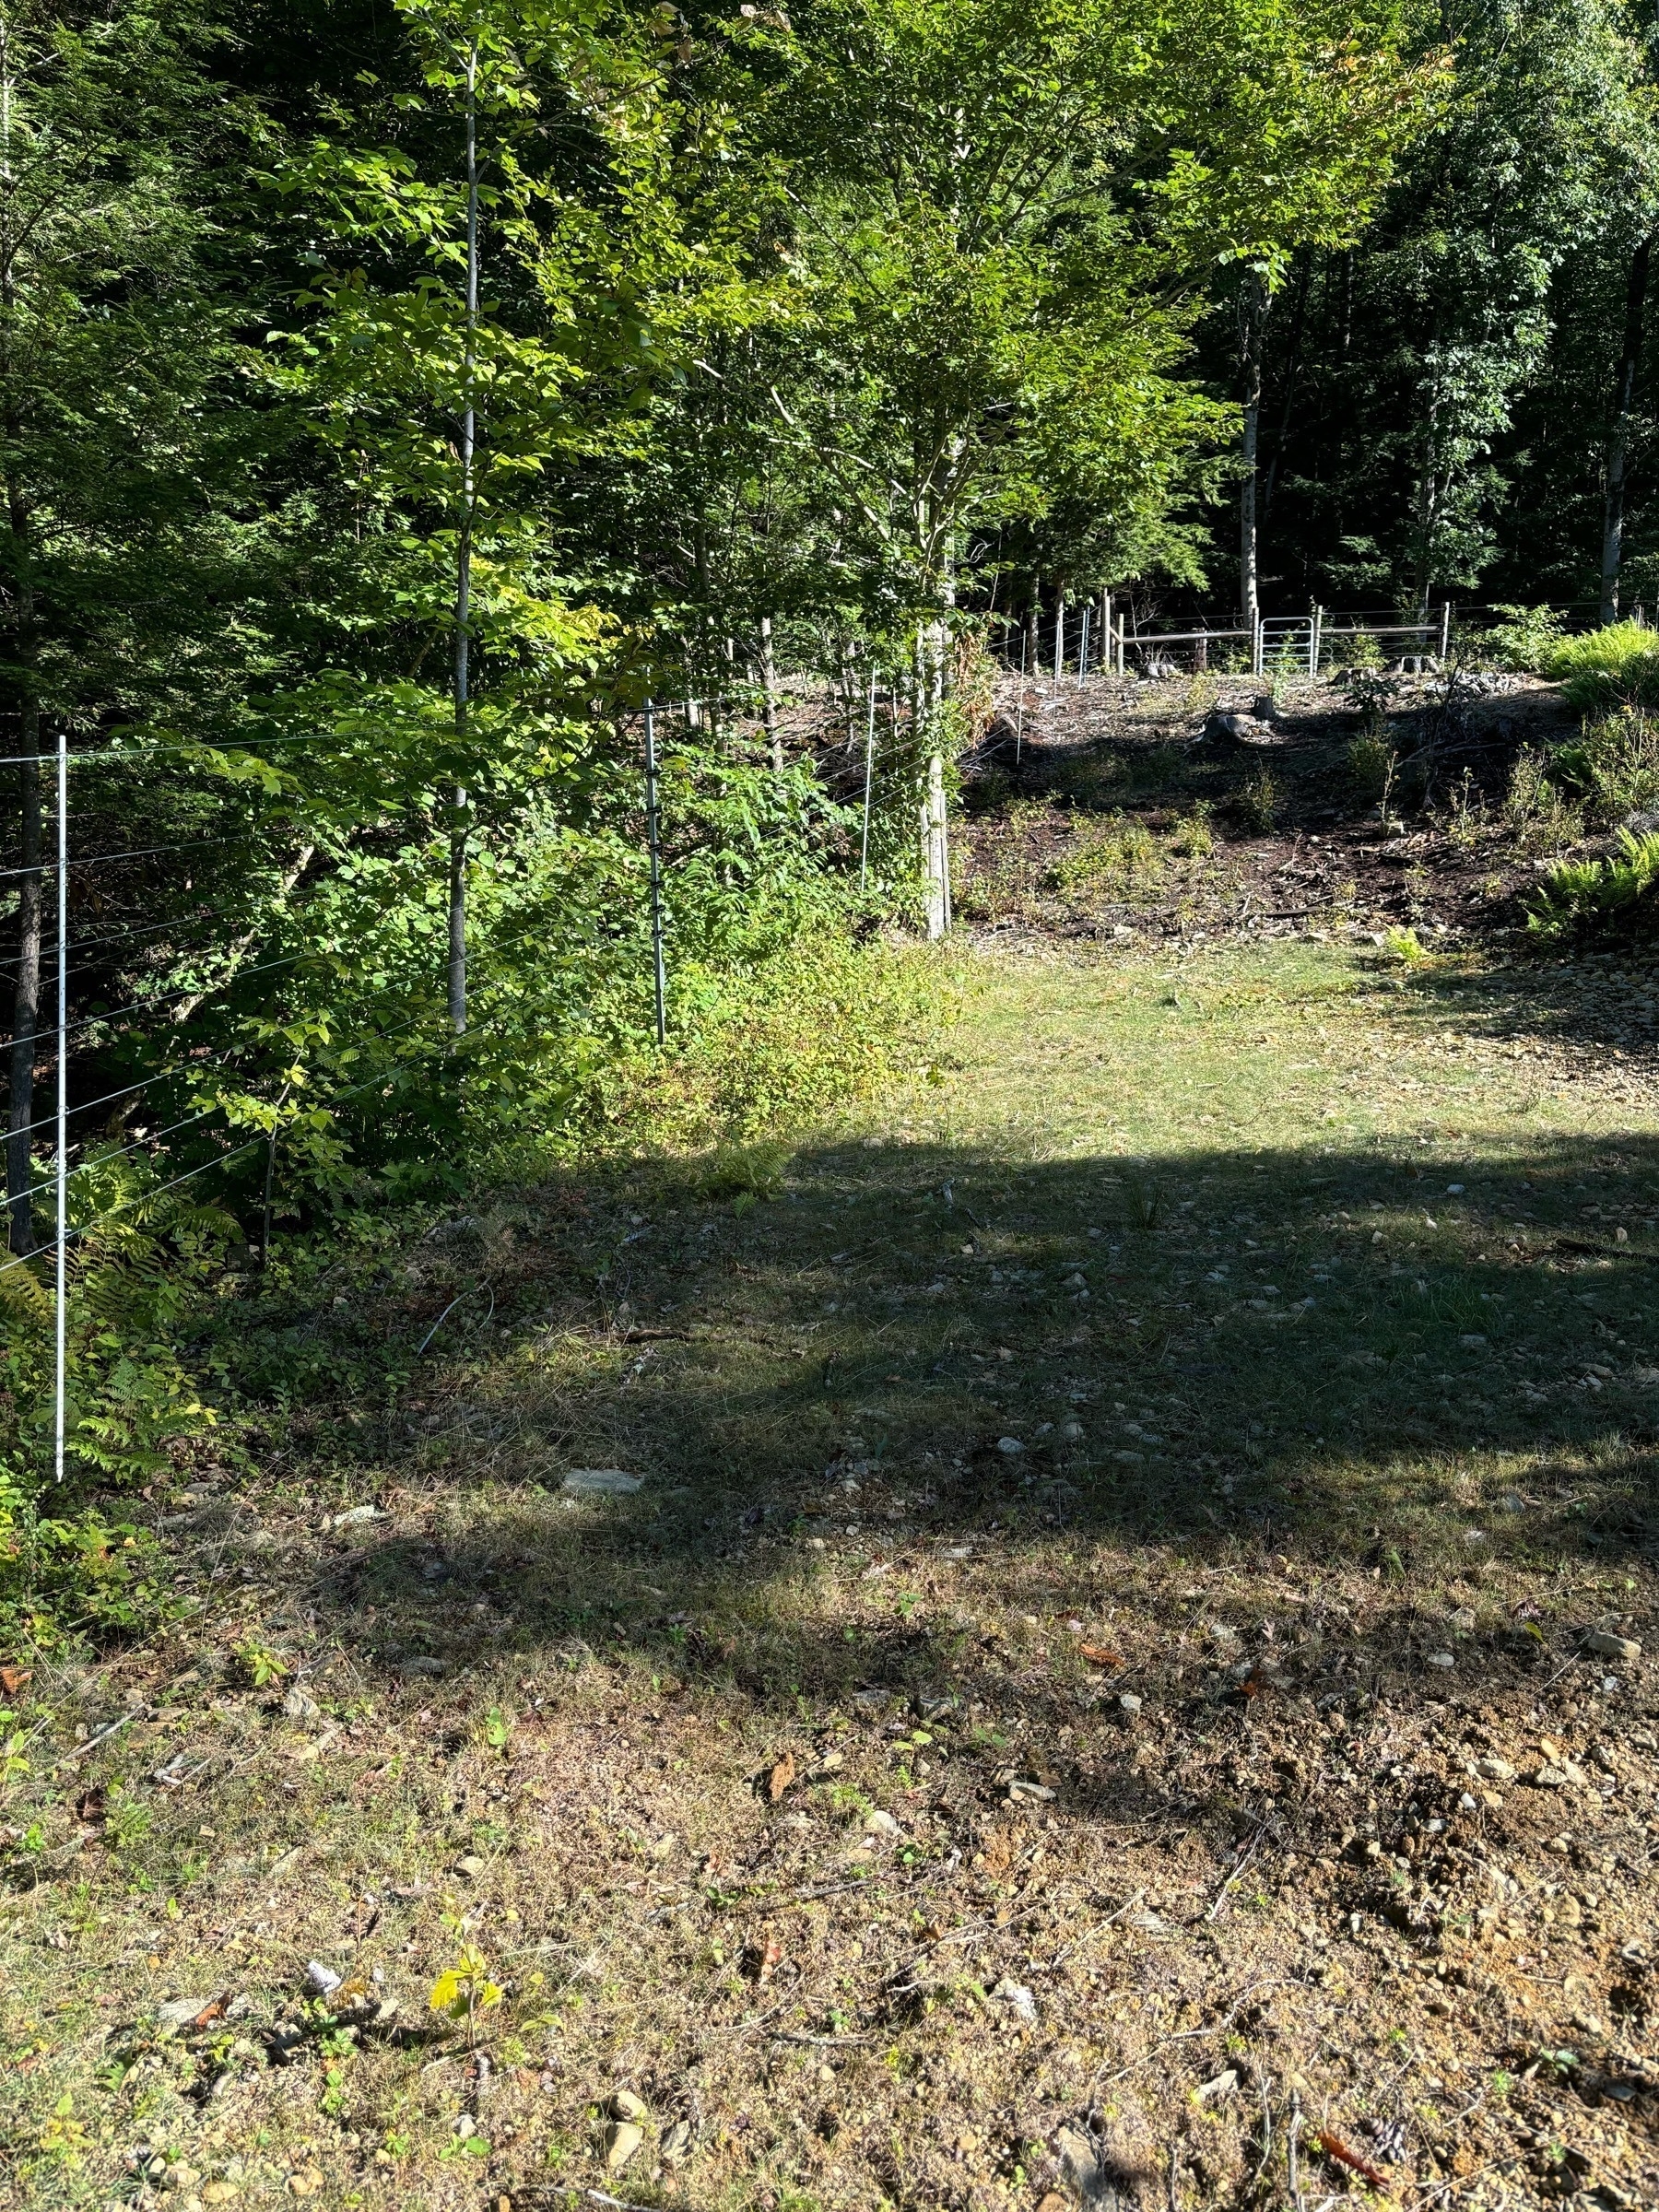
1603,235,1652,627
5,407,39,1253
759,614,781,771
1239,270,1265,629
448,43,479,1037
6,686,40,1253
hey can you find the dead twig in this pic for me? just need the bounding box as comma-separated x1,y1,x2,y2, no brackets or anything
55,1709,147,1768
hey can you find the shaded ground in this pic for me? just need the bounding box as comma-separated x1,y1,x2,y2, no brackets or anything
6,937,1659,2210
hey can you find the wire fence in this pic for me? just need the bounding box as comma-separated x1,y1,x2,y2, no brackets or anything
989,594,1639,683
1,665,950,1483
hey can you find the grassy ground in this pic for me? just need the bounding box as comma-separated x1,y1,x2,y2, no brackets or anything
6,929,1659,2210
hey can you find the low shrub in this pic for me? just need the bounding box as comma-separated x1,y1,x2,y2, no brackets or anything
1549,707,1659,826
1050,812,1164,898
1484,603,1566,673
1525,828,1659,942
1506,747,1583,853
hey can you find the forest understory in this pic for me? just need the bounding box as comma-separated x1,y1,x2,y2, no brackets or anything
6,690,1659,2212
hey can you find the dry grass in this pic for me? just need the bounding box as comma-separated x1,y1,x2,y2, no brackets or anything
6,943,1659,2212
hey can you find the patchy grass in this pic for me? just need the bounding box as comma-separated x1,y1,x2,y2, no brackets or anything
6,942,1659,2211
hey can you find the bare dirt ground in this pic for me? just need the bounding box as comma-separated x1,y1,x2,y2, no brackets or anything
956,667,1582,957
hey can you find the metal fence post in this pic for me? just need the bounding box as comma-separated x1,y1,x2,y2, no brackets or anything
859,671,877,890
1014,625,1027,764
1439,602,1451,659
642,699,667,1047
53,715,66,1485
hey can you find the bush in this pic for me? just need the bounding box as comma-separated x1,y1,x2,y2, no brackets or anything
1525,828,1659,942
1484,603,1566,673
1548,707,1659,826
1542,621,1659,711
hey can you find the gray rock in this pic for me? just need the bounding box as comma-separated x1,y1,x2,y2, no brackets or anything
1587,1630,1641,1662
561,1467,644,1495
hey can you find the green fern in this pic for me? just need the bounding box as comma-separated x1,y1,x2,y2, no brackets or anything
1526,828,1659,941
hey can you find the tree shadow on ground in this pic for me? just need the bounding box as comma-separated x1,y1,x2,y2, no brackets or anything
266,1124,1659,1739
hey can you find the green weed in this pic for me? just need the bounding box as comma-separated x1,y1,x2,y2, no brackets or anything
1240,765,1281,831
1347,728,1394,800
1505,747,1583,853
1050,813,1164,899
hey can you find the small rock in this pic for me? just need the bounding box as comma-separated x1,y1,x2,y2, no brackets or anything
331,1503,384,1527
1427,1651,1455,1669
1118,1692,1144,1715
1449,1608,1477,1632
287,2174,324,2200
1587,1630,1641,1662
989,1976,1037,2022
399,1655,446,1676
864,1809,901,1838
661,2120,691,2165
282,1688,322,1724
1477,1755,1517,1783
996,1436,1025,1455
1194,2068,1239,2106
1061,1420,1084,1440
562,1467,644,1496
1126,1906,1170,1933
305,1960,342,1995
1459,1333,1487,1348
605,2122,643,2173
453,1854,487,1879
609,2089,648,2123
1532,1764,1569,1789
157,1996,217,2032
1007,1779,1056,1804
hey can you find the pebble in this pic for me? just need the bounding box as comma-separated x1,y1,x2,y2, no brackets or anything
330,1503,384,1527
1427,1651,1455,1669
989,1977,1037,2022
865,1809,901,1837
1118,1692,1144,1715
1478,1756,1517,1783
157,1997,216,2032
1587,1630,1641,1662
305,1960,342,1995
996,1436,1025,1455
609,2090,648,2123
282,1688,322,1724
